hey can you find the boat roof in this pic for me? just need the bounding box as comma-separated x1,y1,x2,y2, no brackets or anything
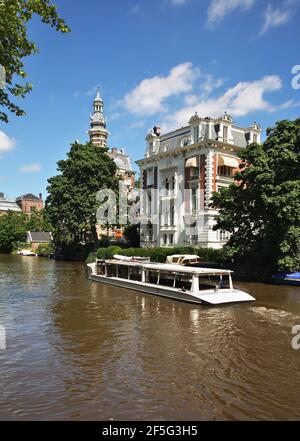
144,263,232,275
104,259,232,275
167,255,201,259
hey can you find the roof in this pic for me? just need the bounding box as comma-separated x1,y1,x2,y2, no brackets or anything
17,194,40,201
0,199,22,213
27,232,53,243
144,263,232,275
109,151,134,172
104,259,232,275
144,115,261,158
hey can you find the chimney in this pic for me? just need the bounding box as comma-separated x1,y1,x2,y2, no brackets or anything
153,126,161,137
39,193,42,200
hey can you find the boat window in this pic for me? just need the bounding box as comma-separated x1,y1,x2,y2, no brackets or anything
97,262,106,276
146,270,160,284
129,267,142,282
146,270,193,291
175,273,193,291
198,275,230,291
107,264,117,278
158,271,176,287
118,265,129,279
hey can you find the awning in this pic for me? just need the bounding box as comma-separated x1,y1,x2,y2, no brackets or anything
218,155,239,168
185,157,198,168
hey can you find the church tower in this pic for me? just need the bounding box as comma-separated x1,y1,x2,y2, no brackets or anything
88,91,110,148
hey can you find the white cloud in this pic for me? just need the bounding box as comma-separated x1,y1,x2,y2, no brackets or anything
20,163,41,173
162,75,283,131
207,0,255,26
259,3,293,36
0,131,15,157
122,62,200,116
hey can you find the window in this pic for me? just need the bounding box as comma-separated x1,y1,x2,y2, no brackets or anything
218,166,234,178
253,134,257,143
169,234,174,245
193,126,199,143
170,205,175,226
163,234,167,245
171,176,176,191
147,224,153,242
165,178,170,195
147,168,154,186
223,126,228,141
190,167,199,178
192,188,197,214
220,231,230,241
148,193,152,217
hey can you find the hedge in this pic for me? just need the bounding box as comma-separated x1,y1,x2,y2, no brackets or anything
94,245,231,264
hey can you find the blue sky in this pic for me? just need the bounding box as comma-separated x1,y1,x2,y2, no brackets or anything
1,0,300,199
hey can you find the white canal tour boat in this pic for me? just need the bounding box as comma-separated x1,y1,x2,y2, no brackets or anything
87,255,255,306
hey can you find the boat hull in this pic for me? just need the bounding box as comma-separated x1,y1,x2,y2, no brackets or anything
272,278,300,286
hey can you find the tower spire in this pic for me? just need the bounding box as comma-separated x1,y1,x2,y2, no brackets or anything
88,90,109,148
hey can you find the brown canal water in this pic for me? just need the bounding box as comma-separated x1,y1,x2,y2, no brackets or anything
0,254,300,421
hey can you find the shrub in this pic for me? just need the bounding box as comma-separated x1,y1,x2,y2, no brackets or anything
95,245,233,264
36,243,52,257
97,246,122,259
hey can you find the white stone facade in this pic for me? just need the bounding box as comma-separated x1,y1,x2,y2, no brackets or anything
136,113,262,249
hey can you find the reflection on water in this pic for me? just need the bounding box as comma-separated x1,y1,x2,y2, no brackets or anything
1,254,300,420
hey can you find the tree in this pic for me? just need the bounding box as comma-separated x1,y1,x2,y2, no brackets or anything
0,211,28,252
211,117,300,274
26,208,52,231
124,224,140,247
0,209,52,253
0,0,70,123
45,142,119,258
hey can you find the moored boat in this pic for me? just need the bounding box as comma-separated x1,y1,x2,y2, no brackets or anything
166,254,203,266
17,250,37,257
87,256,255,306
272,272,300,286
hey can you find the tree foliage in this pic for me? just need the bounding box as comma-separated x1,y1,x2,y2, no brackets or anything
45,142,119,258
211,117,300,273
0,0,70,122
124,224,140,247
0,209,50,252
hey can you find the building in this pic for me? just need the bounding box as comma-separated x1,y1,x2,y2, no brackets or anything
27,231,53,251
16,193,43,215
109,147,136,192
88,91,110,148
0,192,22,216
88,91,136,189
88,91,136,239
136,112,262,249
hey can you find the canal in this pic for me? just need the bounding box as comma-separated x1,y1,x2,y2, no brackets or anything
0,254,300,421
